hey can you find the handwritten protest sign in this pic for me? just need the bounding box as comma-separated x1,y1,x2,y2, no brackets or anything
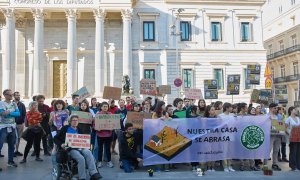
72,87,91,102
71,111,93,124
184,88,203,100
271,120,286,135
126,112,152,129
103,86,122,100
290,127,300,142
140,79,156,95
94,114,121,130
159,85,171,95
65,133,91,149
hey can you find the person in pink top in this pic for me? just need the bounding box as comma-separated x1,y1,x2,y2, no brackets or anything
96,102,114,168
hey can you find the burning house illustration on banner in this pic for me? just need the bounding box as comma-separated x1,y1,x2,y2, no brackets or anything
144,126,192,161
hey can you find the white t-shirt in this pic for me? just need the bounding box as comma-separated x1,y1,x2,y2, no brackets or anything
218,113,235,122
285,116,300,136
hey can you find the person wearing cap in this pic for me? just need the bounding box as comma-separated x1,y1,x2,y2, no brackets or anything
264,103,282,171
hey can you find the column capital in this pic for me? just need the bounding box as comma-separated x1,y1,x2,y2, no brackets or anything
121,9,133,20
32,8,45,20
65,9,77,19
93,8,106,19
1,8,15,19
15,17,27,29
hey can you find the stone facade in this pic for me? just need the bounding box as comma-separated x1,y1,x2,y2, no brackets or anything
0,0,266,103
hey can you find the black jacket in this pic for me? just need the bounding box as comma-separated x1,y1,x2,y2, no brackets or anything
54,125,83,150
119,131,140,161
14,101,26,124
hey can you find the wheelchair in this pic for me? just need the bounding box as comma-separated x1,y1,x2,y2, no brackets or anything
52,149,78,180
51,148,100,180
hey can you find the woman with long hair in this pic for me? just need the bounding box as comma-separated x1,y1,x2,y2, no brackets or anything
203,105,216,172
285,106,300,171
78,99,94,135
152,101,166,119
197,99,206,116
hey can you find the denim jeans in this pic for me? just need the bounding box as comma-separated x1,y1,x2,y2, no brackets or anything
0,127,16,162
121,153,142,173
69,149,98,180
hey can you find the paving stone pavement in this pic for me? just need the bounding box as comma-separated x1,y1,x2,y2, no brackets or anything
0,139,299,180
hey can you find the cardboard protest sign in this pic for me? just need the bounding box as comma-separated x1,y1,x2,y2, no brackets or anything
94,114,121,130
71,111,93,124
227,75,240,95
275,85,288,104
258,89,272,105
72,87,90,102
140,79,156,95
159,85,171,95
184,88,203,100
271,120,286,135
65,133,91,149
290,127,300,142
126,112,152,129
204,80,218,99
251,89,260,102
103,86,122,100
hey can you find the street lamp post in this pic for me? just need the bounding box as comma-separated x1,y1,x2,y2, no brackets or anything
170,8,184,97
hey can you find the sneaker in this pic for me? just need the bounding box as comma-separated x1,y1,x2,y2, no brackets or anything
282,158,289,163
0,154,4,158
210,168,216,172
272,164,281,171
164,168,170,172
251,166,260,171
107,161,114,168
97,162,102,168
90,172,102,180
14,151,23,157
207,169,212,172
7,161,18,167
36,157,43,162
240,166,246,171
0,167,2,171
20,159,26,164
224,168,229,172
229,166,235,172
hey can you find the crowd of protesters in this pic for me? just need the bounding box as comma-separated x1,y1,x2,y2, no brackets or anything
0,88,300,179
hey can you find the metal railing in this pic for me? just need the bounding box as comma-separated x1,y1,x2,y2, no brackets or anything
274,74,300,83
267,45,300,60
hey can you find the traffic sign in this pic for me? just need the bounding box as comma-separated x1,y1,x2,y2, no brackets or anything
264,64,272,77
265,76,272,89
174,78,183,87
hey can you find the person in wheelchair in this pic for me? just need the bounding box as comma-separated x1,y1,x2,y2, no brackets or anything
54,114,102,180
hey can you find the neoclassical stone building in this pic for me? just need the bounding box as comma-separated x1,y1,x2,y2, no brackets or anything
0,0,267,103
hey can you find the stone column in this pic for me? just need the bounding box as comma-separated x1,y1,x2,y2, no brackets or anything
66,9,77,97
1,8,15,91
93,8,106,97
108,43,115,86
32,8,44,95
121,9,133,83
